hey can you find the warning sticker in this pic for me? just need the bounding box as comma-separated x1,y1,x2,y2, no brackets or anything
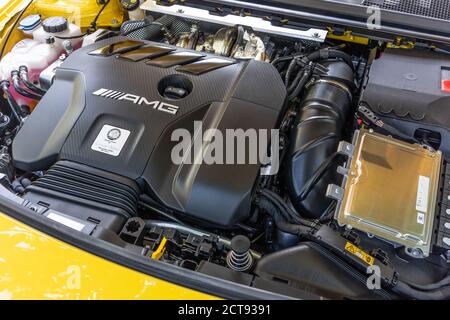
344,242,375,266
91,125,130,156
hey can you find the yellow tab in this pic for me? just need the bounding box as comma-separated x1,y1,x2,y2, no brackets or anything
151,237,167,260
344,242,374,266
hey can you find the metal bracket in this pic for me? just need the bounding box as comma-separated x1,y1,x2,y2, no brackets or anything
337,140,355,158
141,0,328,42
326,184,344,202
337,165,349,176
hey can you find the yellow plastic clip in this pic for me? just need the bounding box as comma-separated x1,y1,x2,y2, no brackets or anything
151,237,168,260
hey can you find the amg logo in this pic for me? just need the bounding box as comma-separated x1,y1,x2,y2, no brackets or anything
92,88,179,115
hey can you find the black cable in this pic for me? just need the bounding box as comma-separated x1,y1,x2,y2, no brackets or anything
261,189,317,228
89,0,111,31
258,196,311,236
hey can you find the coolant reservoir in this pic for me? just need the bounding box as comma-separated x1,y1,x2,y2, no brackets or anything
0,39,60,107
0,39,60,79
33,17,83,50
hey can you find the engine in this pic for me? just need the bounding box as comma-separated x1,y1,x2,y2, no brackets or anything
12,36,286,229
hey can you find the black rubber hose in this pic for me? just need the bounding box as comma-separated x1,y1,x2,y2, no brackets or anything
19,66,46,95
284,56,300,87
271,53,303,67
288,68,312,100
0,80,22,123
392,280,450,300
260,189,316,227
405,273,450,291
287,66,309,93
259,196,311,236
306,49,354,71
11,71,42,101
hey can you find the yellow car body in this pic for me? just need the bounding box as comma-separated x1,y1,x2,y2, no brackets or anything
0,0,215,300
0,212,216,299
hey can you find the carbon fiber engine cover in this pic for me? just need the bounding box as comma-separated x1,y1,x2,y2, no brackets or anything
12,37,286,227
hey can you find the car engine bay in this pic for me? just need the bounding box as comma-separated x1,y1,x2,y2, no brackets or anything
1,0,450,300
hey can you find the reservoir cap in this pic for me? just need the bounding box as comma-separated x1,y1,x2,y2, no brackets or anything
43,17,68,33
18,15,41,31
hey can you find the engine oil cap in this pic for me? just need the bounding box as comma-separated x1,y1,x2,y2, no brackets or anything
43,17,68,33
18,15,41,31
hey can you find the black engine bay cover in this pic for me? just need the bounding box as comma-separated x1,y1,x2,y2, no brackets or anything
12,37,286,227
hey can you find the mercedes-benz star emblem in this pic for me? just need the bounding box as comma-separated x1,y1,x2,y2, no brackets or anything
107,128,121,141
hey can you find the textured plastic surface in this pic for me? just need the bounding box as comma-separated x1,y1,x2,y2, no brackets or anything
42,16,68,33
286,61,353,218
25,160,140,233
255,242,382,299
13,36,286,227
361,49,450,156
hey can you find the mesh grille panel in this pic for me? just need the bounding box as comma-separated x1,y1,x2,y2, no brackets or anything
362,0,450,21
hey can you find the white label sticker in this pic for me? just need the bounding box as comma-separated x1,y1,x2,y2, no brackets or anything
91,125,130,156
47,212,85,231
416,175,430,213
417,212,425,225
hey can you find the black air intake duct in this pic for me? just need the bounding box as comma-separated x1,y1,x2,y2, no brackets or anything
286,60,354,219
25,161,141,232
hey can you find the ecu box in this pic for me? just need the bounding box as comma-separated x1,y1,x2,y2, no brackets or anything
329,129,442,257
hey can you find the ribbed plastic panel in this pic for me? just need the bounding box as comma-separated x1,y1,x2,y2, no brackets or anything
27,161,140,218
362,0,450,21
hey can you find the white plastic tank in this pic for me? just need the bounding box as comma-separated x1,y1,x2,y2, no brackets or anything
33,17,83,50
0,38,61,106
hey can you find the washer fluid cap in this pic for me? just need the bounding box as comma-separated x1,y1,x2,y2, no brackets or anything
43,17,68,33
19,15,41,31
